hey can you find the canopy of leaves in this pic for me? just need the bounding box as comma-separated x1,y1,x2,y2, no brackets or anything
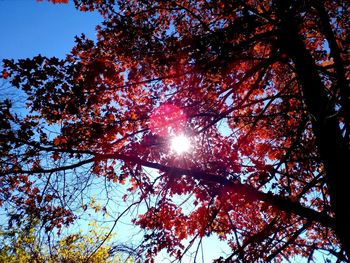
1,0,349,262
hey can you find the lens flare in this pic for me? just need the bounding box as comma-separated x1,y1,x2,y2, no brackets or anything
149,104,186,137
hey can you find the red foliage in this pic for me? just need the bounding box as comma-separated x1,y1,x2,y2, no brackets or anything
1,0,349,261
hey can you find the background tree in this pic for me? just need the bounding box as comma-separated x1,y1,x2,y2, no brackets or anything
1,0,349,262
0,215,133,263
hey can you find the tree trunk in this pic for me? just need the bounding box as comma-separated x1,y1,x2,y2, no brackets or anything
279,9,350,259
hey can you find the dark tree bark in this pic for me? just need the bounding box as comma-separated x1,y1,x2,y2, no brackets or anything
278,1,350,256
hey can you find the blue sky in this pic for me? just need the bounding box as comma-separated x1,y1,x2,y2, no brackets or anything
0,0,102,60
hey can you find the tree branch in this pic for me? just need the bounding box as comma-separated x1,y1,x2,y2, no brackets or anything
10,158,94,175
94,153,335,229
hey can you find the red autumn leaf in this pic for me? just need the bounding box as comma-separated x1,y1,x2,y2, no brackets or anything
1,70,9,79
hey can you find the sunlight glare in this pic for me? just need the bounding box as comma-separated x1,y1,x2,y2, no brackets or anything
171,135,191,155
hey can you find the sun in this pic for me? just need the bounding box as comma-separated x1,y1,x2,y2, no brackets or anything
170,135,191,155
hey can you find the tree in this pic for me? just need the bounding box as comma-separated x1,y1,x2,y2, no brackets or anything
0,215,133,262
1,0,349,261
